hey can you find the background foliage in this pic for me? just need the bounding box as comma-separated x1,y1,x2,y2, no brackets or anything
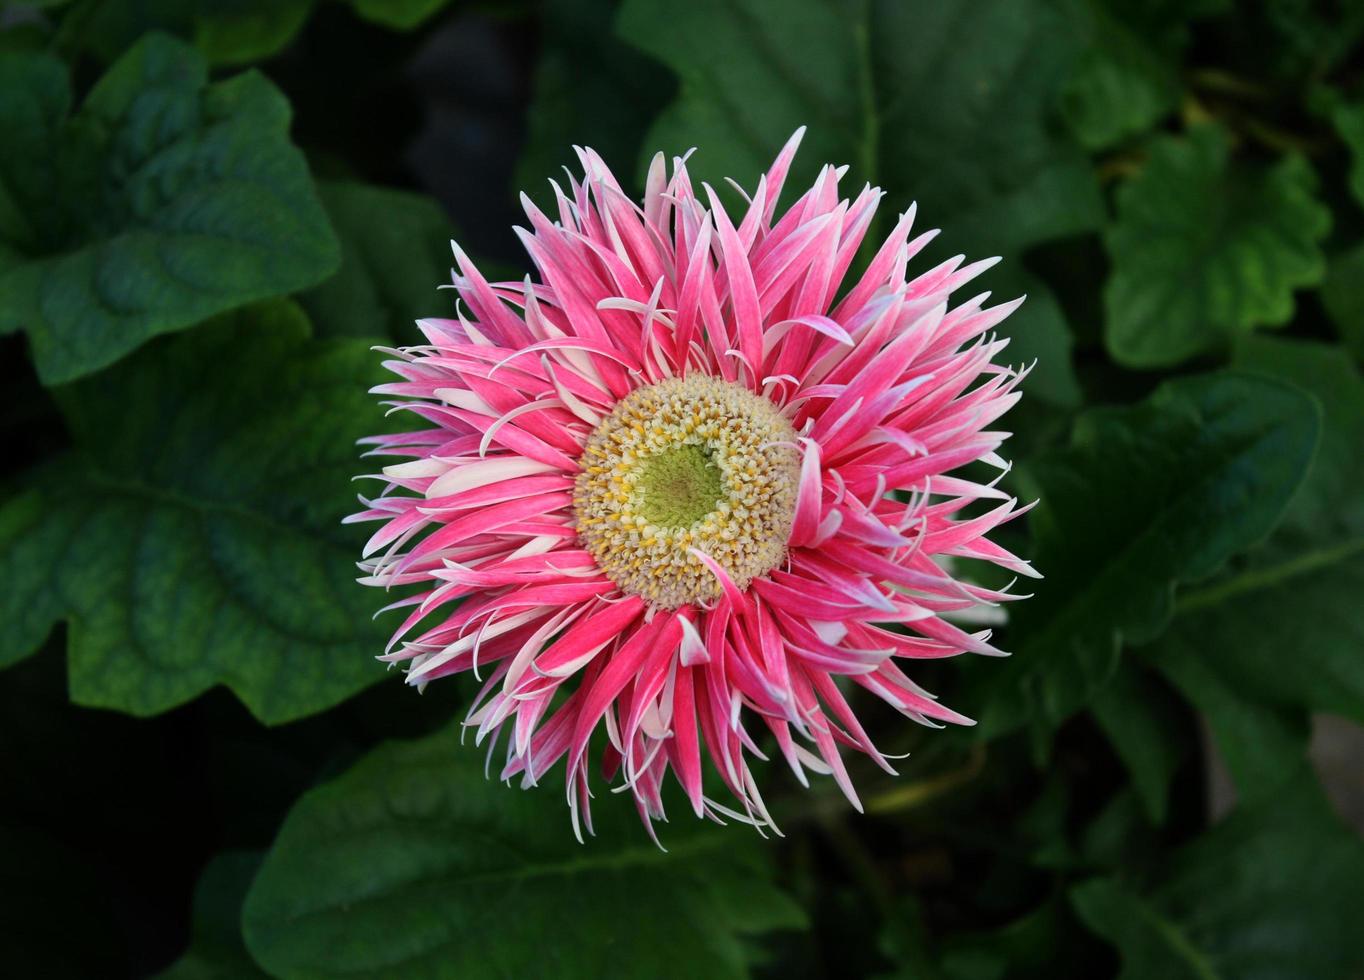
2,1,1363,977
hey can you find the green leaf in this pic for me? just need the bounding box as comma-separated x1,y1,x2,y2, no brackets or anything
1149,647,1309,804
0,34,338,383
878,897,1090,980
1060,40,1176,152
617,0,861,191
1056,0,1229,151
517,0,671,196
0,300,390,724
1134,339,1364,766
616,0,1103,250
616,0,1096,405
3,0,73,10
876,898,945,980
1103,125,1330,368
1072,878,1225,980
0,48,67,251
153,851,268,980
983,263,1083,408
1090,662,1187,823
1321,243,1364,361
1336,101,1364,209
976,372,1320,735
0,489,71,669
347,0,451,30
243,727,805,979
300,181,454,341
1080,786,1164,872
1254,0,1364,80
1071,772,1364,979
872,0,1105,256
937,900,1086,980
1059,0,1185,150
78,0,315,66
1232,336,1364,538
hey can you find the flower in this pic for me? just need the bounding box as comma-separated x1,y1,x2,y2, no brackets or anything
351,129,1036,839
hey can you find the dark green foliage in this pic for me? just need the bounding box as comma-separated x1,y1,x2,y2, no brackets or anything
300,180,454,341
517,0,672,197
618,0,1097,407
1138,338,1364,801
76,1,316,66
975,372,1319,735
154,852,269,979
2,0,1362,976
347,0,454,30
1071,773,1364,980
243,728,804,979
0,302,391,722
0,35,339,383
1103,126,1330,367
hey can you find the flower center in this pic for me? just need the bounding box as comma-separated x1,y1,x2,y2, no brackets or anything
636,443,725,527
573,376,801,609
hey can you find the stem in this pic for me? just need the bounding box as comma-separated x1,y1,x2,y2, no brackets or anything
863,743,987,815
1188,68,1271,101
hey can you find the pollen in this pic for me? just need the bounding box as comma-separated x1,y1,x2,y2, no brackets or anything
573,375,801,609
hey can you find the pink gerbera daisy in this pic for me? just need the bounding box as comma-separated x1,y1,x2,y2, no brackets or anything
351,129,1036,839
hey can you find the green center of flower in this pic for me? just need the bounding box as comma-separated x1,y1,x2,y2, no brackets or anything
573,375,801,609
636,444,724,528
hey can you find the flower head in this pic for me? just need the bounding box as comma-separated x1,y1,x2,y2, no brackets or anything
352,130,1037,838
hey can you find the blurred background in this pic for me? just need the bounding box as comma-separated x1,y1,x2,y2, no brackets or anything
2,1,1363,977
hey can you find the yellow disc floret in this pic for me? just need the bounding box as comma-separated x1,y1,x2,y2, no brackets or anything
573,375,801,609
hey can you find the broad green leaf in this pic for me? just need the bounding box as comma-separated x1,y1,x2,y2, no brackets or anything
517,0,671,196
1337,101,1364,209
0,19,50,54
1232,337,1364,538
1060,44,1174,152
1149,647,1309,804
1090,662,1187,823
0,489,70,669
78,0,315,66
1093,0,1230,41
1073,878,1227,980
870,0,1104,255
876,898,944,980
976,372,1319,735
617,0,860,194
243,727,805,979
0,49,67,251
1071,773,1364,979
1055,0,1230,151
983,263,1083,408
878,897,1090,980
1255,0,1364,80
0,34,338,383
300,181,454,341
1059,0,1182,150
0,300,390,724
347,0,451,29
1134,339,1364,761
1103,125,1330,367
154,851,268,980
916,900,1085,980
1321,243,1364,361
617,0,1095,406
938,900,1088,980
1080,786,1164,873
